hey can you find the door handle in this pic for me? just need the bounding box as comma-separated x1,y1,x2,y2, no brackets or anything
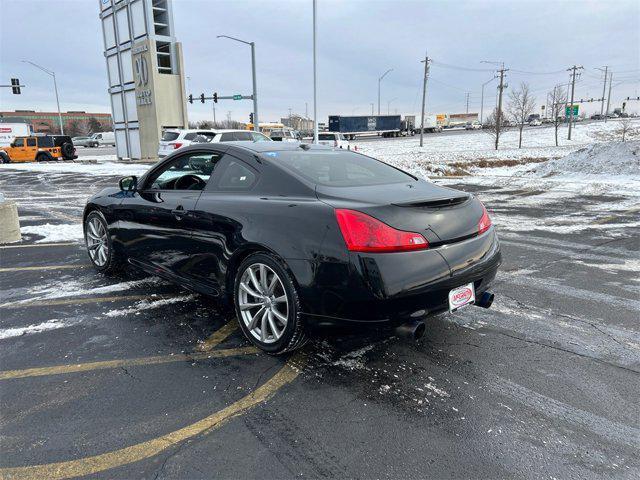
171,205,186,219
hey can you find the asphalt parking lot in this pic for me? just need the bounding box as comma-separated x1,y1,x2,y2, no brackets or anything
0,168,639,479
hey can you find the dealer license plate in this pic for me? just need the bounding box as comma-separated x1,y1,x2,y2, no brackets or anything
448,283,475,312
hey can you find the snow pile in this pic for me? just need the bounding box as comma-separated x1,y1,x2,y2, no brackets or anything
528,141,640,177
20,223,83,243
0,161,149,176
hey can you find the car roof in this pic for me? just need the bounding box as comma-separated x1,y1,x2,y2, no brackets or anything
165,128,265,134
224,142,333,154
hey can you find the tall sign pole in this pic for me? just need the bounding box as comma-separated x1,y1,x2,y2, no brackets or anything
250,42,259,131
419,53,430,147
313,0,318,144
495,66,508,151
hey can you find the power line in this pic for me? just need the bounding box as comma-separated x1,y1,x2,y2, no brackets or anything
430,60,495,72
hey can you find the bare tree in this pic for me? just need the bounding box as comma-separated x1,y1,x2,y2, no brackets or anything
547,86,567,147
507,82,535,149
618,118,633,142
86,117,102,134
483,108,506,149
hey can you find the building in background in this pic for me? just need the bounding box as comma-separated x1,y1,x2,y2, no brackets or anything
0,110,113,135
281,114,314,133
100,0,188,161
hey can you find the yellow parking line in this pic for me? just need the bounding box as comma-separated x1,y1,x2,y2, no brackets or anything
0,265,86,273
197,321,238,352
0,354,302,480
0,321,238,381
0,294,151,309
593,205,640,225
0,242,77,249
0,346,256,381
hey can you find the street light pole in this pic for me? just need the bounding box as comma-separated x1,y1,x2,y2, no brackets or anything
480,77,496,125
217,35,259,131
378,69,392,115
313,0,318,144
22,60,64,134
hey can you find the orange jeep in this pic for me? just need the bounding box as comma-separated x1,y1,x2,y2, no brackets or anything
0,135,76,163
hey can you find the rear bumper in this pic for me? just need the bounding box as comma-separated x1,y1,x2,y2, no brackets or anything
297,228,501,327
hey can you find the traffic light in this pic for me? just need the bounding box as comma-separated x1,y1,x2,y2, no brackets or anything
11,78,20,95
249,112,254,124
188,94,193,104
200,93,205,103
213,92,218,103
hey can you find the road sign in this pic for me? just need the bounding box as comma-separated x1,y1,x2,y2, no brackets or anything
565,104,579,117
232,94,242,100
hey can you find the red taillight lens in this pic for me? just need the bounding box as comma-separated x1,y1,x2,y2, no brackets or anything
335,209,429,253
170,142,183,149
478,203,492,234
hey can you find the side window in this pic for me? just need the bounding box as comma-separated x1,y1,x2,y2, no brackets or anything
215,158,257,191
26,138,37,147
14,138,24,147
234,131,253,141
220,133,235,142
146,151,224,190
183,132,197,141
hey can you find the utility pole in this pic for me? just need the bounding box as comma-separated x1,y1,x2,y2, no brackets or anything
495,66,508,150
419,53,430,147
567,65,583,140
596,66,608,115
312,0,318,143
465,92,470,114
605,72,613,123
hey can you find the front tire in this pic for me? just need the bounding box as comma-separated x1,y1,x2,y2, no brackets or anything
233,252,307,354
0,152,9,164
84,210,121,273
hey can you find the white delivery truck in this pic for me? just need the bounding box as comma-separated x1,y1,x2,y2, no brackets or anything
0,123,33,146
89,131,116,147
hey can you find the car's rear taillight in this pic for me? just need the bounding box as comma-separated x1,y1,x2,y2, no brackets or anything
478,203,492,234
335,209,429,253
170,142,183,149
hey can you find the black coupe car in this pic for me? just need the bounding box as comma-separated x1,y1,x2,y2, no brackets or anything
83,142,501,353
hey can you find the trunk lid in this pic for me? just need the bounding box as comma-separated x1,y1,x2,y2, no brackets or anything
316,180,483,244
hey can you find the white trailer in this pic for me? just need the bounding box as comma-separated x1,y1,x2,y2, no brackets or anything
413,114,443,133
0,123,33,146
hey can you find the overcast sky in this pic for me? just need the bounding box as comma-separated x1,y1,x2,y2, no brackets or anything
1,0,638,123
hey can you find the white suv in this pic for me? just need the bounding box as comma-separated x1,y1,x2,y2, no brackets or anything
317,132,350,149
158,129,271,157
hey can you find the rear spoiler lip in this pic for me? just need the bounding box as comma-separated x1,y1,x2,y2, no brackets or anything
391,195,470,208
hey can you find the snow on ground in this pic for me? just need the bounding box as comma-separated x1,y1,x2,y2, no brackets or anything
354,119,639,176
0,159,148,176
20,223,84,243
0,319,69,340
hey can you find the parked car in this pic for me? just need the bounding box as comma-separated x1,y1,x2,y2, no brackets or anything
590,114,605,120
269,129,299,142
159,129,271,157
73,136,94,147
0,135,76,163
83,142,501,354
528,119,542,126
89,131,115,147
465,121,482,130
317,132,350,149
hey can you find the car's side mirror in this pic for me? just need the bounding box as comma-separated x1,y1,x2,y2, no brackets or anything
10,142,15,148
119,175,138,191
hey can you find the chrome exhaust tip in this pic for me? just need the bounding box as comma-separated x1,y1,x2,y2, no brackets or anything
475,292,495,309
395,320,426,340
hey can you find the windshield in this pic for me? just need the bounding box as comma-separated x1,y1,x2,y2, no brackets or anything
268,150,415,187
318,134,335,141
161,131,180,141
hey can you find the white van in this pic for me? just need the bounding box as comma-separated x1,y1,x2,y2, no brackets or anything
0,123,33,146
89,131,116,147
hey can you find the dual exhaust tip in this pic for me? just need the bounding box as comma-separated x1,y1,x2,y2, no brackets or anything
394,291,495,341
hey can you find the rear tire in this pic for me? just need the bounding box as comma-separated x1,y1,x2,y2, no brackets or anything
0,152,9,164
84,210,122,274
233,252,307,354
36,152,52,162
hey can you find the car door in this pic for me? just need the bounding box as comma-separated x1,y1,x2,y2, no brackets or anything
187,154,260,294
25,137,38,160
116,149,227,284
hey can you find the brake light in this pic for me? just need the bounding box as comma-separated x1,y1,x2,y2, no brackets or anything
478,203,492,234
335,209,428,253
170,142,183,149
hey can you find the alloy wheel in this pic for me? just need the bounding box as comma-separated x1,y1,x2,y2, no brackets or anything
238,263,289,344
86,216,109,267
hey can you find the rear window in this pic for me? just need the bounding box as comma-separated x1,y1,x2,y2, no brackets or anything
38,137,54,147
269,150,415,187
162,131,180,141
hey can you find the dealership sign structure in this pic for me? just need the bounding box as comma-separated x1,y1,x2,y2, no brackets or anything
99,0,188,161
